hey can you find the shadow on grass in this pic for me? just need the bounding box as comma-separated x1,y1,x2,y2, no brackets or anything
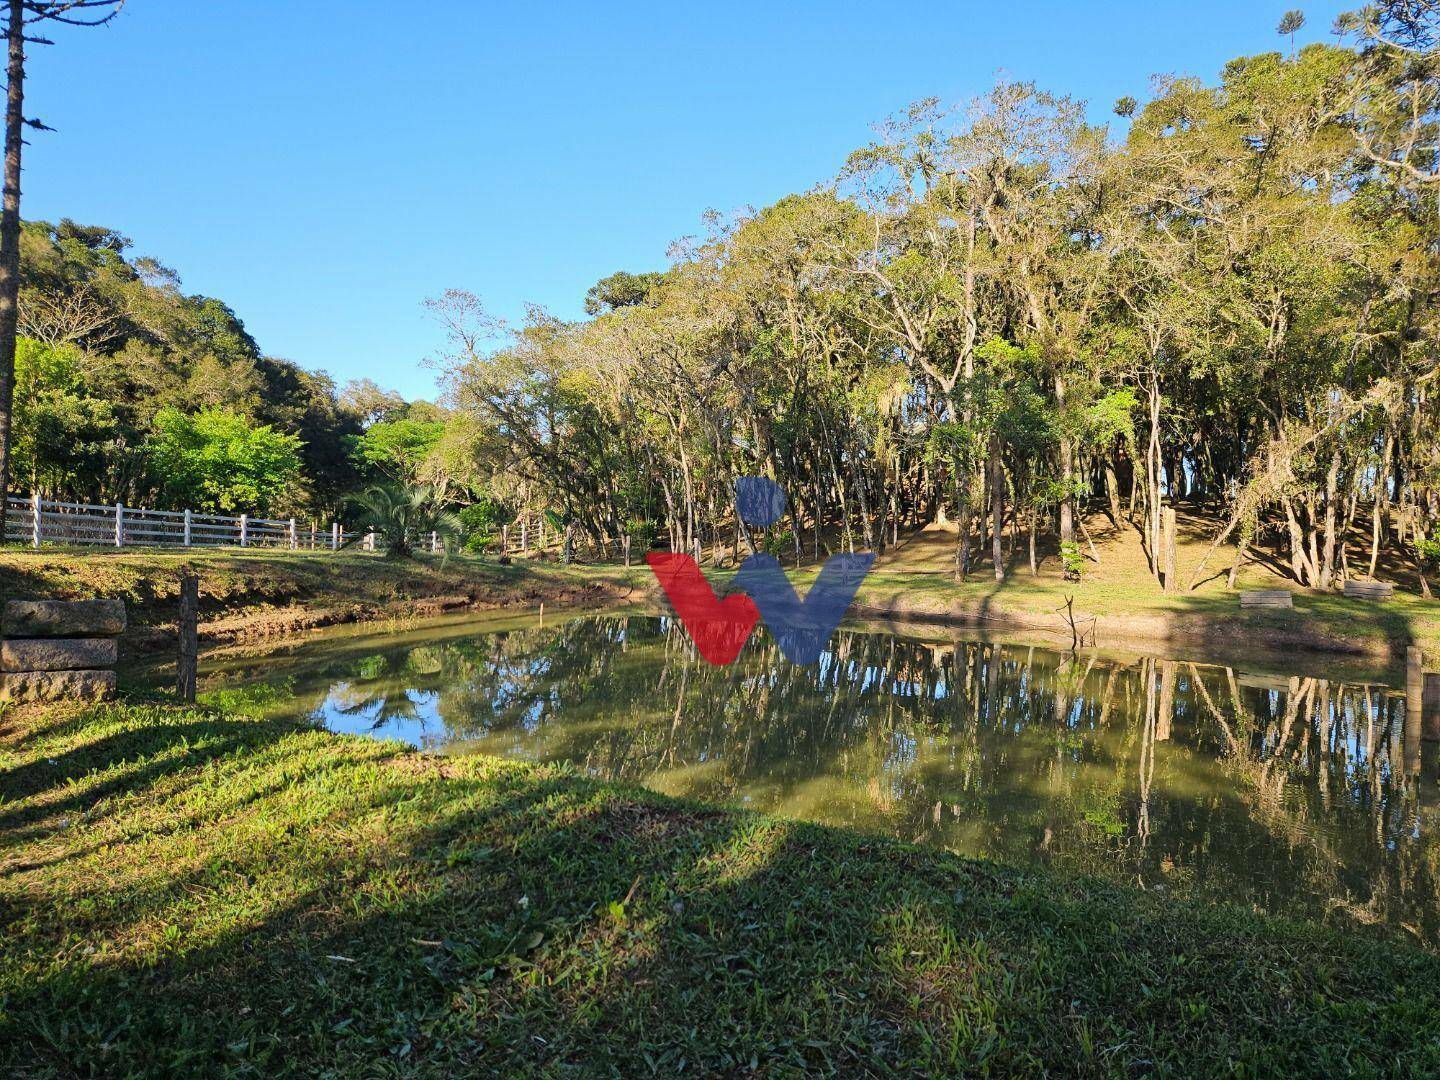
3,704,1440,1076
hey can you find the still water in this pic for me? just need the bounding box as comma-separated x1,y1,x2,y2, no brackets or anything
205,611,1440,945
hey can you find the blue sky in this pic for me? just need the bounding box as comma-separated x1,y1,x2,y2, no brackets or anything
25,0,1351,401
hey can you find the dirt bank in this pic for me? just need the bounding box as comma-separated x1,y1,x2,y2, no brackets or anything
0,550,645,651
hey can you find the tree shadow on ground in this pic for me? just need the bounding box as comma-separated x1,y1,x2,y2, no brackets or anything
4,705,1440,1076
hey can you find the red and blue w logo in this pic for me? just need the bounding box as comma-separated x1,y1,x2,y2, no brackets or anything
646,478,873,666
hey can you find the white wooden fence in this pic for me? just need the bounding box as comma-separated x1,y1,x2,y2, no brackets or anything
4,494,379,552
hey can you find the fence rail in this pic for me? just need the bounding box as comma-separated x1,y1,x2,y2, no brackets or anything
4,494,378,552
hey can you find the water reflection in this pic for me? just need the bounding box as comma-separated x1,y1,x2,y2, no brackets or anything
212,614,1440,946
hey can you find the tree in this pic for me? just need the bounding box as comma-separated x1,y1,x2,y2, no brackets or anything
583,270,664,315
349,416,445,484
147,406,303,514
349,482,458,559
1278,9,1306,55
0,0,125,539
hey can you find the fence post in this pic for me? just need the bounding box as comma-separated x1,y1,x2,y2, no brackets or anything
177,573,198,704
521,518,528,552
331,522,339,550
309,522,316,549
289,518,297,550
30,492,39,549
239,514,248,547
183,508,192,547
624,534,631,567
114,503,124,548
430,529,438,553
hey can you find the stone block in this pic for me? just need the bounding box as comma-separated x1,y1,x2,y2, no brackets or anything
2,599,125,637
0,668,116,702
1,637,117,672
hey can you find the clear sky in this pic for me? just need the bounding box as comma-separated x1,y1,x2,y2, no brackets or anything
24,0,1352,401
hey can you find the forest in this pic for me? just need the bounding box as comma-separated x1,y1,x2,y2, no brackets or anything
422,9,1440,592
15,7,1440,593
9,216,448,520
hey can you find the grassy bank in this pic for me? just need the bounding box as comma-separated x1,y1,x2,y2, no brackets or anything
0,549,642,649
0,542,1437,664
2,700,1438,1075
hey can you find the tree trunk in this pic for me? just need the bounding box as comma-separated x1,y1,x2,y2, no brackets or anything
1319,450,1341,589
989,436,1005,582
1369,432,1392,578
1104,461,1122,527
1056,372,1074,548
0,0,24,542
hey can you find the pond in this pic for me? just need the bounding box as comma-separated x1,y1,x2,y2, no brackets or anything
200,610,1440,946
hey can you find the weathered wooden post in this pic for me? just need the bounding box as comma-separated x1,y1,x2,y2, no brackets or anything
30,492,39,549
183,507,192,547
562,523,573,564
114,502,124,548
1162,508,1178,593
623,534,631,567
239,513,248,547
0,599,125,702
288,518,297,550
331,521,339,550
177,573,198,703
309,522,316,549
521,518,528,552
502,524,509,553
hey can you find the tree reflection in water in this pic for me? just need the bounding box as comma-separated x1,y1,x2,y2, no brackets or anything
232,614,1440,947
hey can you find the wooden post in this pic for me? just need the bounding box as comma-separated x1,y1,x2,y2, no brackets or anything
502,524,509,553
309,522,316,549
239,513,248,548
1157,509,1169,596
177,573,198,703
114,503,124,548
331,522,339,550
183,508,192,547
288,518,297,550
30,492,39,549
521,518,528,552
624,534,631,567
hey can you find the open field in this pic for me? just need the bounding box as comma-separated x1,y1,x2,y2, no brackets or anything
2,699,1438,1076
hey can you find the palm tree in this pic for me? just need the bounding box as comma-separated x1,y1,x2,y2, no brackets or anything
349,482,459,559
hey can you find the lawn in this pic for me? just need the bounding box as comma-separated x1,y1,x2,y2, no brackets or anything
2,699,1437,1075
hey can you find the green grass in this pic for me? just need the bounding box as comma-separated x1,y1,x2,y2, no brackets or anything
3,700,1438,1076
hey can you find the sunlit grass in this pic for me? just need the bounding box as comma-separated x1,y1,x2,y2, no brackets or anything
2,699,1438,1074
